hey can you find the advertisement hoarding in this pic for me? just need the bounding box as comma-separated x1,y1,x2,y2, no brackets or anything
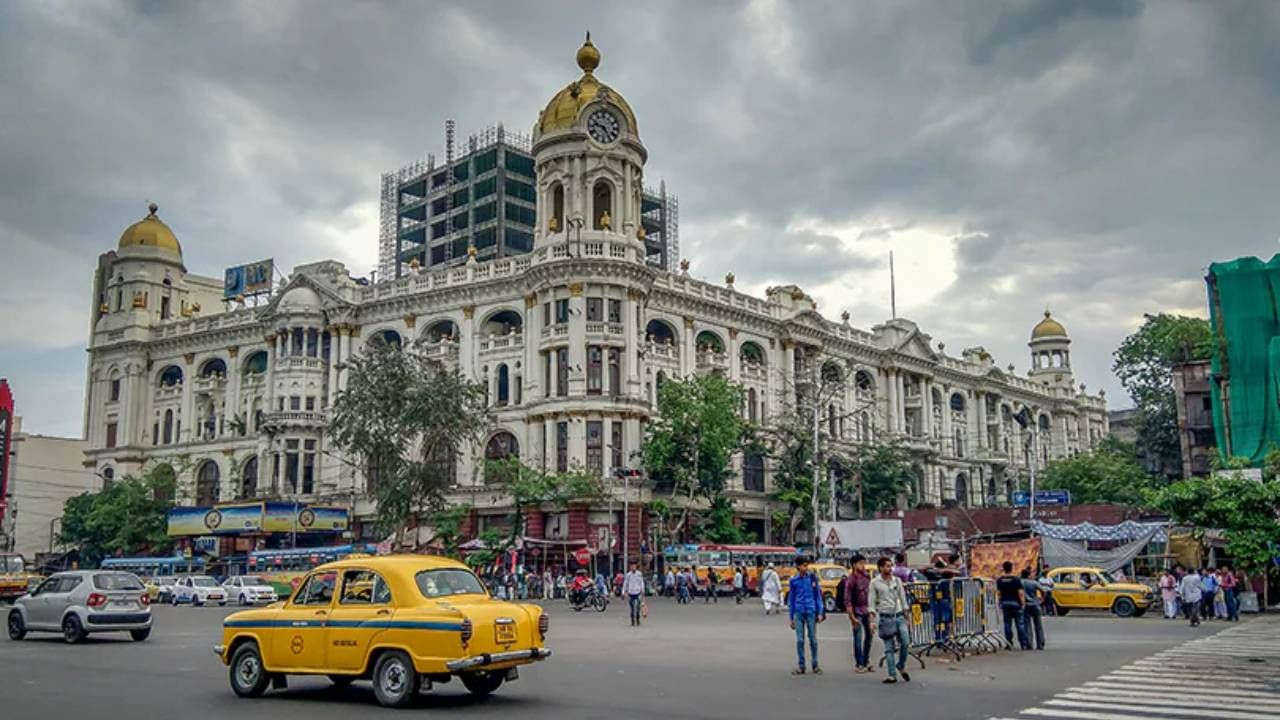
223,259,273,299
168,502,348,536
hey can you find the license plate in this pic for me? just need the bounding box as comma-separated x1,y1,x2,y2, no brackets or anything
109,601,138,610
495,622,516,644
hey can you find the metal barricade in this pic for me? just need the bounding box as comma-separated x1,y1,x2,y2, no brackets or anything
880,578,1009,671
952,578,1002,654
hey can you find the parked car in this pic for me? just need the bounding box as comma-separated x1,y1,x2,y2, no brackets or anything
7,570,152,643
150,576,178,603
173,576,228,606
1043,566,1154,617
215,555,551,707
223,576,279,606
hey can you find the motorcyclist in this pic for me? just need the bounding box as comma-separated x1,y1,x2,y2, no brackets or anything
570,569,593,606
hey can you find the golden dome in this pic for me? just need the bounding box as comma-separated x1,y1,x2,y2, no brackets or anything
538,33,638,136
1031,310,1068,339
118,203,182,254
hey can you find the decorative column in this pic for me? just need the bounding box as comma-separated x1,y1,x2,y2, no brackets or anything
941,385,954,456
782,341,796,410
338,328,352,392
264,333,277,413
567,284,586,395
226,346,241,434
882,368,896,436
922,378,933,438
682,316,695,377
624,289,641,395
524,295,541,398
976,392,988,451
325,330,340,408
728,328,740,382
460,306,476,380
180,352,195,442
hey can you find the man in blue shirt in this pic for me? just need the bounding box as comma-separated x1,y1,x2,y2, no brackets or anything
788,556,825,674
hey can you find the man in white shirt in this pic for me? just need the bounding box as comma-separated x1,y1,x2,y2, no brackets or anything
869,556,912,684
623,561,647,626
1180,568,1204,627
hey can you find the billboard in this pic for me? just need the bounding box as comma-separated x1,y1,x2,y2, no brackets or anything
168,502,348,536
223,259,273,299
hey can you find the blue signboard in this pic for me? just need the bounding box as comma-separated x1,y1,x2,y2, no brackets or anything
1012,490,1072,507
223,259,273,299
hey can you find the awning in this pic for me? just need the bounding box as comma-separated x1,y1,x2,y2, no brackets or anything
1032,520,1168,543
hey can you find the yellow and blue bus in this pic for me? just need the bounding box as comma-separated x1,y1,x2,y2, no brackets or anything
247,544,378,596
100,556,205,578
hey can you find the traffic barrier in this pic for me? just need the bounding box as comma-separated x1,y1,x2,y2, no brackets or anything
902,578,1006,662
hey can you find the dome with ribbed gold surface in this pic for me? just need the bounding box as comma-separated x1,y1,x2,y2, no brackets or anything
118,203,182,255
1031,310,1067,339
538,33,638,136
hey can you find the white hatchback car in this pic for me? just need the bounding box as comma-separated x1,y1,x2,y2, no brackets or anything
222,576,278,605
171,576,227,606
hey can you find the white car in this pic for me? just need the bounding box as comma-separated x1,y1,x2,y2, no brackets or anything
171,576,227,606
222,576,278,605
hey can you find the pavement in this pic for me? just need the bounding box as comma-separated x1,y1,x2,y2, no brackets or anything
2,598,1276,719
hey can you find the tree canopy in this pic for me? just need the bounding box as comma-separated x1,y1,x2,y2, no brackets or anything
1039,437,1160,506
1151,473,1280,575
60,463,177,566
328,346,490,537
835,440,918,518
1112,313,1212,477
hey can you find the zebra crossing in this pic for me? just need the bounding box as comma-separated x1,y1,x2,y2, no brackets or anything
989,617,1280,720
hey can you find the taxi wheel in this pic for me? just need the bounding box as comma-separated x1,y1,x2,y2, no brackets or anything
460,670,504,698
1055,607,1069,616
7,611,26,640
229,643,271,698
1113,597,1136,618
823,593,837,613
62,615,85,644
373,650,419,708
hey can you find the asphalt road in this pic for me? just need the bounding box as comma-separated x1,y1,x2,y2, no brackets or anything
0,598,1258,719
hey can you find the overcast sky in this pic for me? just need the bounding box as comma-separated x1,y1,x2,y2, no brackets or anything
2,0,1278,437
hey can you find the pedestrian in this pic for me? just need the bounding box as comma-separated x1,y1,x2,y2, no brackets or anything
1174,565,1188,619
1200,568,1217,621
623,561,646,626
788,556,824,675
870,556,911,684
595,570,607,597
1019,568,1046,650
703,568,718,604
891,553,913,584
996,561,1030,650
844,553,873,673
664,568,676,599
1220,564,1239,622
543,568,553,601
1158,569,1178,619
1038,571,1057,616
733,565,746,605
1180,566,1203,627
761,563,783,615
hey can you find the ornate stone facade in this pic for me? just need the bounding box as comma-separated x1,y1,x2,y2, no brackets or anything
82,38,1107,544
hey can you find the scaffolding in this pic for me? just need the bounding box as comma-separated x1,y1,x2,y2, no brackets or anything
377,157,429,282
642,181,680,271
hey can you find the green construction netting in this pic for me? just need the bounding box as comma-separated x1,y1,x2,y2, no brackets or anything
1207,254,1280,465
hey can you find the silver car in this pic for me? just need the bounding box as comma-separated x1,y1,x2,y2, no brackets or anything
6,570,153,643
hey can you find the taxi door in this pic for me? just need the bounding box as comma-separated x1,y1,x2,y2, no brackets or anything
267,570,335,671
1050,571,1082,608
325,569,394,672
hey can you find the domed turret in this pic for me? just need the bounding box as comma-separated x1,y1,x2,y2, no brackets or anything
119,203,182,255
1031,310,1067,340
536,33,639,137
1029,309,1071,384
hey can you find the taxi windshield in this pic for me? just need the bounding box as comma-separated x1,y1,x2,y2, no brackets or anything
416,569,486,598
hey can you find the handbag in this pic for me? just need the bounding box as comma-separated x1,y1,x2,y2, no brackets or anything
877,614,899,639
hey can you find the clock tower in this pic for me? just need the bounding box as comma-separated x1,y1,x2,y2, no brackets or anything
533,33,648,254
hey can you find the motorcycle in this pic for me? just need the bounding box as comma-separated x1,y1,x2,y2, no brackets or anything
571,587,609,612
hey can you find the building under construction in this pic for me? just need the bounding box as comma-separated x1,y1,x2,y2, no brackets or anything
378,123,678,280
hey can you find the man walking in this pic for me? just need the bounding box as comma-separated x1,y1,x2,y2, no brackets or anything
845,554,873,673
623,561,646,626
996,561,1030,649
1019,568,1045,650
788,557,825,675
1180,566,1203,627
1220,564,1239,621
761,563,783,615
733,565,746,604
870,556,911,684
703,568,719,604
1200,568,1217,621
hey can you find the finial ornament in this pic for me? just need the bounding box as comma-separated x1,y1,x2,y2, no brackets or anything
841,310,850,324
679,258,690,274
725,272,735,287
577,32,600,74
467,245,478,258
147,202,158,216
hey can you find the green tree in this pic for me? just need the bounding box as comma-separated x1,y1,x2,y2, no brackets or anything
59,463,178,566
699,496,746,543
483,458,604,552
1151,473,1280,576
758,416,814,543
328,346,490,539
836,440,918,517
1039,437,1159,505
1113,313,1212,477
640,374,746,534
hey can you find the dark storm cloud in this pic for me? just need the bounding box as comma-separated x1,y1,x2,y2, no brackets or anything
1,0,1277,435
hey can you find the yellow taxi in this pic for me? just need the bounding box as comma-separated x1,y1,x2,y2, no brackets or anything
0,553,41,603
214,555,550,707
781,563,849,612
1044,566,1154,618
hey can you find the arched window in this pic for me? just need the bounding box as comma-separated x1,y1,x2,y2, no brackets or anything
163,409,174,445
950,392,966,413
954,473,969,508
747,388,758,423
1038,414,1051,432
592,180,613,229
199,358,227,377
196,460,221,506
159,365,183,387
740,341,765,366
855,370,874,394
485,431,520,461
743,452,765,493
496,364,510,406
821,361,844,385
101,466,115,488
551,183,565,231
240,456,259,499
645,319,677,347
244,351,268,375
367,329,402,351
695,330,724,353
481,310,523,338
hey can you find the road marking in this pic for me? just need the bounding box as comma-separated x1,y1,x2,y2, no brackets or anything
989,617,1280,720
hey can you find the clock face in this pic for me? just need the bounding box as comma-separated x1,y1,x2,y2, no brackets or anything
587,109,621,143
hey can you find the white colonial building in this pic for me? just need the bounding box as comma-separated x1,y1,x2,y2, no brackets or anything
82,37,1107,549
